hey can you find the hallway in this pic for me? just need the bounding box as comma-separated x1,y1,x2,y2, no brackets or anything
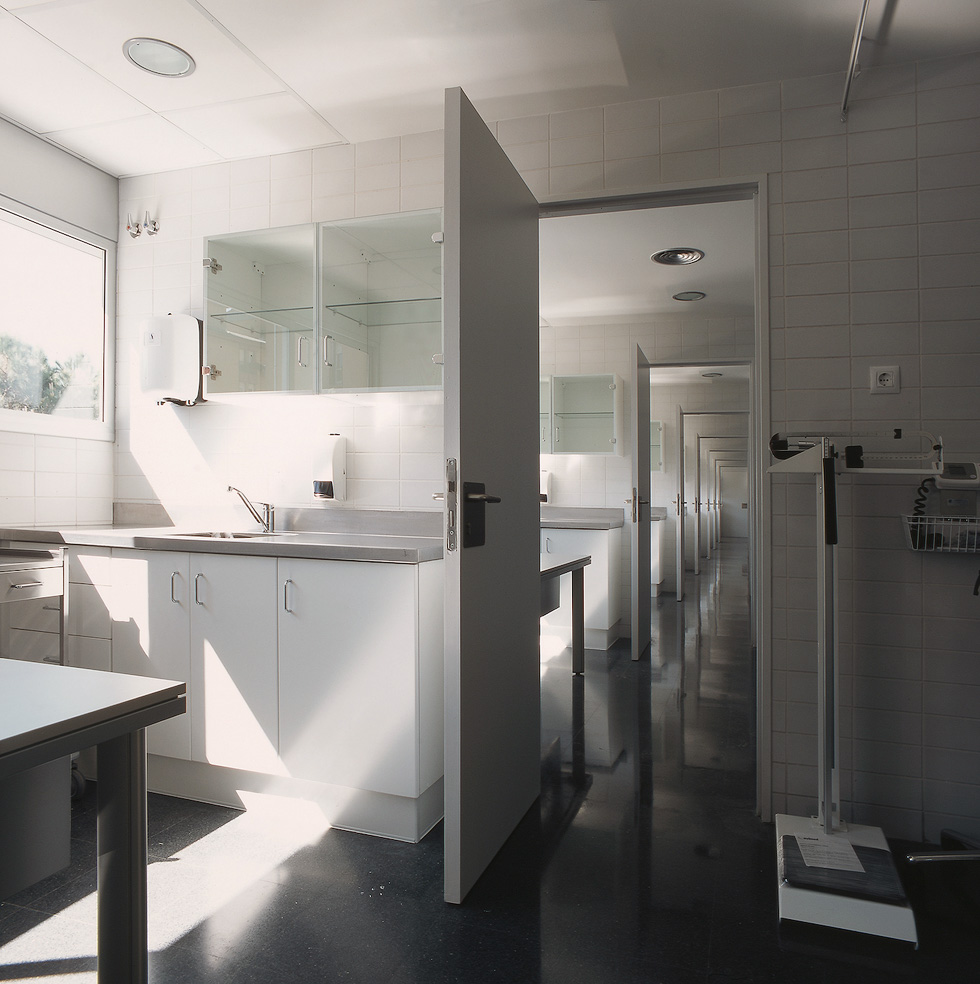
1,542,978,982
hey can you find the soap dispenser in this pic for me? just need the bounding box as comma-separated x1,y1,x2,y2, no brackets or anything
313,435,347,501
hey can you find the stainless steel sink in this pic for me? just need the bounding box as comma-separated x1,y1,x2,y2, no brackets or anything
183,531,290,539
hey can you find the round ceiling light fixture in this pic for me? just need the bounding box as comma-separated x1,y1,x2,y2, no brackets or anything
651,247,704,265
673,291,706,302
123,38,196,77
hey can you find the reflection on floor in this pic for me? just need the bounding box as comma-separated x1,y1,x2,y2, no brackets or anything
2,541,978,982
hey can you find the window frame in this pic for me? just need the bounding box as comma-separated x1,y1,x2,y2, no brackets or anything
0,194,115,442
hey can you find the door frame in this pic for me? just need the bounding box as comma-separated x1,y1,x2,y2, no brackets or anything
538,177,772,821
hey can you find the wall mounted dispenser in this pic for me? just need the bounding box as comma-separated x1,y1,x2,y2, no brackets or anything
313,435,347,501
139,313,206,405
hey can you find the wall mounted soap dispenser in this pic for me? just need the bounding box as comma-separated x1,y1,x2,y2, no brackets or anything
313,435,347,501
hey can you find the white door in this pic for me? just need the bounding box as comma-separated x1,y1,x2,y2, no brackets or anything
675,405,686,602
630,347,652,660
443,88,541,904
694,434,703,575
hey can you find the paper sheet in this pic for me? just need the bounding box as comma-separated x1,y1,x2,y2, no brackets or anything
794,832,866,872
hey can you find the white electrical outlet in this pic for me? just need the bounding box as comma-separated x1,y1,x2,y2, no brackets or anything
870,365,901,394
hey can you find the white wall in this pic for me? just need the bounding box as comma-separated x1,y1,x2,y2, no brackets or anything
0,122,117,529
115,48,980,841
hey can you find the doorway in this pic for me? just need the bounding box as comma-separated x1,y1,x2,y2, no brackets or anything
537,180,771,817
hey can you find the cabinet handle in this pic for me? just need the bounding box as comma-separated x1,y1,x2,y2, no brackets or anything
171,571,179,604
297,336,309,367
545,537,552,553
11,581,43,589
194,573,205,606
42,656,61,664
283,578,294,613
323,335,333,367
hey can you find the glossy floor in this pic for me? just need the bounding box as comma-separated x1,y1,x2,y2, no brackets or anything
2,542,978,982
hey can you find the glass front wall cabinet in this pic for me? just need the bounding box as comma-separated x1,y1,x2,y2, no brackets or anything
550,373,623,455
205,225,316,394
318,209,442,392
204,209,443,395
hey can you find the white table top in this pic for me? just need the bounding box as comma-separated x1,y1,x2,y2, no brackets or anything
0,660,185,766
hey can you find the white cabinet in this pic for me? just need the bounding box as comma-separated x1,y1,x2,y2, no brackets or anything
188,553,280,773
110,550,192,759
541,526,622,649
110,550,279,772
277,557,443,798
3,546,111,669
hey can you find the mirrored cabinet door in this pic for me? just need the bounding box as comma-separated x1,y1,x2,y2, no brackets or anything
205,225,316,393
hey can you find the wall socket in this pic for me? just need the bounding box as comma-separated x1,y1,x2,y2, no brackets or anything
870,365,901,394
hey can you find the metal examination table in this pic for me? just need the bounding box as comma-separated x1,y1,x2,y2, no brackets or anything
0,660,186,983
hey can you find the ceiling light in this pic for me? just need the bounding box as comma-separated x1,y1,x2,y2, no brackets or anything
123,38,196,78
651,248,704,265
673,291,706,301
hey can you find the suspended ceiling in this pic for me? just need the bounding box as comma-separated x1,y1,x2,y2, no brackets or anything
0,0,978,178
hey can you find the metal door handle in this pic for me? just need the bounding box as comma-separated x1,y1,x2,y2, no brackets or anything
465,492,501,503
432,492,445,500
323,335,333,367
194,573,205,606
283,578,294,613
11,581,43,589
171,571,180,604
297,336,309,367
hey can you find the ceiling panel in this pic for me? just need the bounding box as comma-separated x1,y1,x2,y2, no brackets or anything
163,93,343,159
13,0,284,112
45,114,222,176
540,200,755,326
0,10,147,132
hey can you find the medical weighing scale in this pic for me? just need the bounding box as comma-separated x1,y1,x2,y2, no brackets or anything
768,429,944,945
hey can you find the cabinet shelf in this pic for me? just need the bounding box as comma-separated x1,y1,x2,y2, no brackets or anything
324,296,441,328
211,307,314,336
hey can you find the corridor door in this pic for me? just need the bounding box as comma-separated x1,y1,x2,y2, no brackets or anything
630,346,652,660
443,87,541,904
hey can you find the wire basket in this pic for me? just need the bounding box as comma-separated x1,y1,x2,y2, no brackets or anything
903,515,980,553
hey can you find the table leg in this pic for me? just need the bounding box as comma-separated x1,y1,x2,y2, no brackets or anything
571,566,585,675
96,729,148,984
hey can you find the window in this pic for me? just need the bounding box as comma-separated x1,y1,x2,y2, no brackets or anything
0,199,114,440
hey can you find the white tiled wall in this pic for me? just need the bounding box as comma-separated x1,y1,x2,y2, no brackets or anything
110,48,980,841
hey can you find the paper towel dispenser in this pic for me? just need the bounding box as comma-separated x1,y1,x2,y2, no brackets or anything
140,314,206,406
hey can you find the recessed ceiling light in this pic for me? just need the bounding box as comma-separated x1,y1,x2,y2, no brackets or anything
673,291,706,301
123,38,196,78
651,248,704,265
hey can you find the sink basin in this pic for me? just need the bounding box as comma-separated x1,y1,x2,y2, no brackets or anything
183,531,286,539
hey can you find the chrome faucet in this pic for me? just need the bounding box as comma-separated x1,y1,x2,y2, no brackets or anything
228,486,275,532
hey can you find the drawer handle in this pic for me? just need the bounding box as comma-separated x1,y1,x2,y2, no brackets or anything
42,656,60,664
11,581,44,589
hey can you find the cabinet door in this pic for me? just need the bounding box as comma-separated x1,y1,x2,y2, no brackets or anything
110,550,191,759
189,554,280,773
551,374,623,454
278,558,418,796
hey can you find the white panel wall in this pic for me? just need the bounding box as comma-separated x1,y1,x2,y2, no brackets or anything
115,48,980,840
0,122,117,529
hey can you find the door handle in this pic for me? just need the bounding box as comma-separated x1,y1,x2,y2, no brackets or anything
283,578,294,614
297,336,309,367
10,581,43,589
194,573,205,606
461,481,499,548
464,492,501,503
171,571,180,604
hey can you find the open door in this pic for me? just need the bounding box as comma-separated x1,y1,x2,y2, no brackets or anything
630,346,652,660
675,405,686,602
694,434,702,576
443,87,540,904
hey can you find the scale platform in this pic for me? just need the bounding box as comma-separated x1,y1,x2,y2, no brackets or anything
776,814,917,945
